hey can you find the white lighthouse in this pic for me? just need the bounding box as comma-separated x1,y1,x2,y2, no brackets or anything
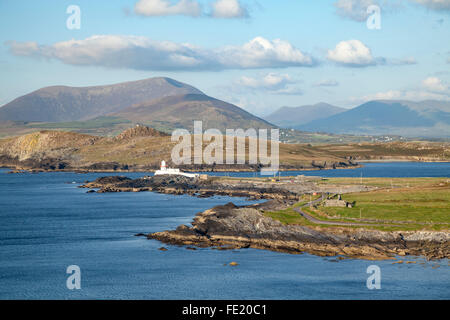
154,160,199,179
160,160,167,171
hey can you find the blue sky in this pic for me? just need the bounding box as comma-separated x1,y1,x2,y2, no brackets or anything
0,0,449,116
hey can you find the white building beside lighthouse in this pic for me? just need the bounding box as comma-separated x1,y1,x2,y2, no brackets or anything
154,160,199,179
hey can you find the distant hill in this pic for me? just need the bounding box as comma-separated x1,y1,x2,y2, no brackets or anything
0,77,274,133
298,100,450,138
113,93,274,131
0,127,358,171
1,127,448,172
264,103,345,128
0,77,203,123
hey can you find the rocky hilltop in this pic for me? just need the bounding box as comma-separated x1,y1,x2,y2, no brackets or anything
114,125,169,141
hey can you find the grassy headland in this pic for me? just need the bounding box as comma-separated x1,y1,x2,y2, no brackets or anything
264,178,450,232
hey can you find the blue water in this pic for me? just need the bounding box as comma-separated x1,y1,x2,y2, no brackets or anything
0,163,449,300
201,162,450,178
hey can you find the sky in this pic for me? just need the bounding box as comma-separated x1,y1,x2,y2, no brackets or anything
0,0,449,116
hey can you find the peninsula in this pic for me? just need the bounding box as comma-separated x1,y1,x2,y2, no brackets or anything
80,173,450,261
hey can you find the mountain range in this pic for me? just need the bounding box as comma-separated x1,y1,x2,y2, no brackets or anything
1,77,449,139
264,103,346,128
0,78,202,123
0,77,273,132
266,100,450,139
297,100,450,138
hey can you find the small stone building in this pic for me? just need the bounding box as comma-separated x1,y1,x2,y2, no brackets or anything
324,199,348,207
323,195,355,208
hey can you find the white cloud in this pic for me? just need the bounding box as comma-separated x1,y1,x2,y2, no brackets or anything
359,90,445,101
134,0,202,17
314,79,340,87
355,77,450,103
326,39,415,67
220,37,314,68
422,76,448,92
334,0,381,22
5,41,39,56
211,0,248,18
360,89,450,102
272,86,304,95
134,0,251,18
327,40,377,66
7,35,315,71
334,0,449,23
238,73,292,89
410,0,450,11
236,73,303,95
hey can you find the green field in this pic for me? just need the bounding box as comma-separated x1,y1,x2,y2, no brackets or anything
318,177,450,188
323,188,450,224
264,178,450,231
264,207,308,226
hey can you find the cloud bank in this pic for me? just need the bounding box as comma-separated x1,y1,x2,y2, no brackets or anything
314,79,340,87
211,0,248,18
422,76,448,93
327,40,416,67
238,73,293,89
357,76,450,102
334,0,449,23
411,0,450,11
236,73,303,95
134,0,249,18
334,0,381,22
327,40,378,66
7,35,315,71
134,0,201,16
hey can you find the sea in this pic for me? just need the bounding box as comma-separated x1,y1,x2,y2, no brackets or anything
0,162,449,299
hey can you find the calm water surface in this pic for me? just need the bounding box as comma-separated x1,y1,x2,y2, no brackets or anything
202,162,450,178
0,163,448,299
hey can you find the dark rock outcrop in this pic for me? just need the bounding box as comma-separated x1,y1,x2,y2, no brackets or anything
148,201,450,260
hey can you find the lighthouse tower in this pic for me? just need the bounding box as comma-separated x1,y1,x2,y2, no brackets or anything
154,160,199,179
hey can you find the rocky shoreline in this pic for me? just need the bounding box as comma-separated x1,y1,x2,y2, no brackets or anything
79,174,374,200
79,174,449,261
0,154,360,173
147,201,449,261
